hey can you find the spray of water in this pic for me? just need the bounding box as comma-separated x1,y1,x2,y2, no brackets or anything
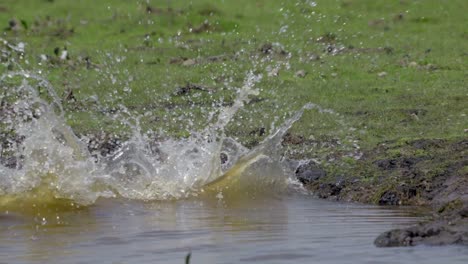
1,70,322,209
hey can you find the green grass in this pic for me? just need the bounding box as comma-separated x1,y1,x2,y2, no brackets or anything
1,0,467,156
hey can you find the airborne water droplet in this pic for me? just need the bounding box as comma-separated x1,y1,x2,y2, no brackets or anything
0,69,355,205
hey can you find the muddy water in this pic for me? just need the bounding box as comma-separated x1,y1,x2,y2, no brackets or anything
1,195,466,264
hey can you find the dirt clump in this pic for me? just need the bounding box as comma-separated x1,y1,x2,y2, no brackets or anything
375,201,468,247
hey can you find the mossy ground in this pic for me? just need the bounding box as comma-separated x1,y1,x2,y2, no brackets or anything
1,0,467,204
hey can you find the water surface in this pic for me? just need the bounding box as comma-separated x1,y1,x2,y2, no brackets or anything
1,195,467,264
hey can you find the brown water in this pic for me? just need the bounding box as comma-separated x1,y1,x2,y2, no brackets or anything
1,194,467,264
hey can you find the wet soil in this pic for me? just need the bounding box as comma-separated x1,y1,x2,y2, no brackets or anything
374,201,468,247
293,138,468,247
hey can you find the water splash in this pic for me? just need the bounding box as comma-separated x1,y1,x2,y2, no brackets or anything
0,71,104,206
1,70,318,208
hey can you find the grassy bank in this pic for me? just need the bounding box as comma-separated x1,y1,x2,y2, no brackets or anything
1,1,467,194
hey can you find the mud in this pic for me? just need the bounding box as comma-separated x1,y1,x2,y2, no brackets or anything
294,138,468,247
375,202,468,247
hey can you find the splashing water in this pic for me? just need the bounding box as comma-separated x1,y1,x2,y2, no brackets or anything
0,70,335,208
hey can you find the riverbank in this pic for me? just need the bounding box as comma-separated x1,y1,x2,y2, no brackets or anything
293,138,467,246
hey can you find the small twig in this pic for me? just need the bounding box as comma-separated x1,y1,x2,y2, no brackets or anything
185,251,191,264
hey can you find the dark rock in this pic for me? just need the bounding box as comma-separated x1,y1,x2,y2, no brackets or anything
86,133,122,158
451,139,468,151
376,198,468,247
0,156,18,169
400,157,417,168
374,229,413,247
375,223,468,247
374,159,398,169
295,161,326,184
378,190,400,205
8,19,17,29
459,206,468,218
220,152,228,165
317,183,342,199
374,156,424,172
99,140,121,156
248,127,266,137
259,43,273,54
